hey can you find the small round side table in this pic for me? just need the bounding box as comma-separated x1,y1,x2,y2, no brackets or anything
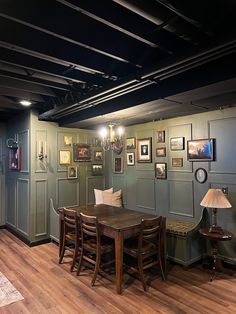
199,228,233,281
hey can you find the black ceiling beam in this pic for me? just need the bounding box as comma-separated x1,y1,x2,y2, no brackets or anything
0,69,70,91
0,86,43,102
0,77,56,97
0,13,138,67
0,47,108,86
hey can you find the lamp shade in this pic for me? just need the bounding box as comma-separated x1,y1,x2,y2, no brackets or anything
200,189,232,208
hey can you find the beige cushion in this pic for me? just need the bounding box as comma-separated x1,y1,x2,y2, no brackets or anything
94,187,113,205
103,190,122,207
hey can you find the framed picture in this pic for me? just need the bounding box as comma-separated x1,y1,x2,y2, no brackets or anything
64,135,72,147
67,166,77,179
114,157,123,173
94,150,103,161
172,157,183,167
9,146,20,170
170,137,184,151
157,131,165,143
127,152,135,166
92,164,103,176
73,143,92,162
137,138,152,163
156,147,166,157
126,137,136,149
187,138,215,161
59,150,71,165
155,162,167,179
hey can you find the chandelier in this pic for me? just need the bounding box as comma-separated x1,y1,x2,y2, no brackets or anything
99,124,124,154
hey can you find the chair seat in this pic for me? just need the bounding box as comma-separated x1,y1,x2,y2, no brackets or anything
124,239,157,257
83,238,114,254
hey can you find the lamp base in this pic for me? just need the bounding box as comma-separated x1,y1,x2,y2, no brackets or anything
209,225,223,233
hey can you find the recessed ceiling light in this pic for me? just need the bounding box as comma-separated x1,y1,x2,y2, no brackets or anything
20,100,32,106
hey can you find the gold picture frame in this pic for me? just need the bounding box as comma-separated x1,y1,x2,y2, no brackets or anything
59,150,71,165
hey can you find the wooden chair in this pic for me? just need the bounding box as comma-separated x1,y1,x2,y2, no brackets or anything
59,208,81,272
123,216,166,291
77,213,114,286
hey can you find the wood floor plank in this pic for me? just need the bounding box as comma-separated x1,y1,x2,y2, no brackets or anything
0,229,236,313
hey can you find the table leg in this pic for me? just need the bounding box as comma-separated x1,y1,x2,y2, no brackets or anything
115,231,123,294
210,240,217,281
59,212,64,258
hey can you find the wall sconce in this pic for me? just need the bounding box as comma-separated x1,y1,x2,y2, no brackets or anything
37,141,47,160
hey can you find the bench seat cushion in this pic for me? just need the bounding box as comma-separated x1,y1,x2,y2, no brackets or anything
166,219,196,236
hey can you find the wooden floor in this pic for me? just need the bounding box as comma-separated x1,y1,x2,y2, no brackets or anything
1,229,236,314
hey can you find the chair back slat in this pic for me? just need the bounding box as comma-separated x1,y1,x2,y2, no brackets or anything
62,208,79,229
80,213,100,239
142,216,162,241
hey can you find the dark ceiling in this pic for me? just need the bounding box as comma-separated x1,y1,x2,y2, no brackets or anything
0,0,236,128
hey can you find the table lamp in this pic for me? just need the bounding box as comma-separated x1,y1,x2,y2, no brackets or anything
200,188,232,233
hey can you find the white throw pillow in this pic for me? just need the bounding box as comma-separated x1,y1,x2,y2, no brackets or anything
103,190,122,207
94,187,113,205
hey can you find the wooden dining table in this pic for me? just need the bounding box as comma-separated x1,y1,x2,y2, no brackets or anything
59,204,166,294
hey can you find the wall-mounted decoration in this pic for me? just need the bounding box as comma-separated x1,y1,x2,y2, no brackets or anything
127,152,135,166
137,138,152,163
156,147,166,157
155,162,167,179
195,168,207,183
92,164,103,176
64,136,73,147
157,130,165,143
187,138,214,161
114,156,124,173
9,146,20,170
172,157,183,167
67,166,78,179
93,137,102,147
73,143,92,162
94,150,103,161
37,140,47,160
170,137,184,150
126,137,136,149
59,150,71,165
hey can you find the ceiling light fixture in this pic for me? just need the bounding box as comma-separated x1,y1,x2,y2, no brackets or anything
98,124,124,154
20,100,32,107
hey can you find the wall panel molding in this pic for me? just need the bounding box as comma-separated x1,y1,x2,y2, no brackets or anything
56,178,79,208
136,178,155,211
17,178,29,236
168,179,194,217
18,129,29,173
35,179,48,237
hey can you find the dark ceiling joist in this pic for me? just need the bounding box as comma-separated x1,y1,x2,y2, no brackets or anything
56,0,160,50
0,86,43,102
0,77,56,97
0,41,105,77
0,13,138,67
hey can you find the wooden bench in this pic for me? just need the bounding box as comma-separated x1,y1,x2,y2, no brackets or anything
166,207,209,266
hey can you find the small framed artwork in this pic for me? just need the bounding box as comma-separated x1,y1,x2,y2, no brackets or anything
92,164,103,176
94,150,103,161
172,157,183,167
114,157,124,173
64,135,72,147
73,143,92,162
67,166,77,179
195,168,207,183
126,137,136,149
137,138,152,163
127,152,135,166
59,150,71,165
157,131,165,143
155,162,167,179
187,138,215,161
156,147,166,157
170,137,184,151
9,146,21,170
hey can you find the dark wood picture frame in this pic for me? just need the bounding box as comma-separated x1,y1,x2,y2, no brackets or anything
137,138,152,163
92,164,103,176
156,147,166,157
157,130,165,143
170,137,185,151
114,157,124,173
187,138,214,161
126,137,136,149
155,162,167,179
172,157,183,167
73,143,92,162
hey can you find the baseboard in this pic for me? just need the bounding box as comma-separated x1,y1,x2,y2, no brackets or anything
5,225,51,247
0,225,6,229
